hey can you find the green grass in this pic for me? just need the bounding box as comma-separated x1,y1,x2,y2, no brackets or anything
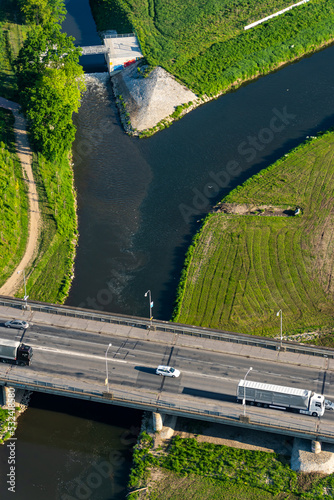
16,152,78,304
91,0,334,96
128,435,334,499
173,131,334,337
0,108,29,287
0,0,27,100
147,470,281,500
0,0,80,304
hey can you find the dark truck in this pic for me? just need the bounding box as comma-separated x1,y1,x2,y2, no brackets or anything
0,338,33,366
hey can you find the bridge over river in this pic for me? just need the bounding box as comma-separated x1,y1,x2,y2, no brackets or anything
0,296,334,446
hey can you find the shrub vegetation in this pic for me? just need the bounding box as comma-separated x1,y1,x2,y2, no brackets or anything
90,0,334,96
128,435,334,499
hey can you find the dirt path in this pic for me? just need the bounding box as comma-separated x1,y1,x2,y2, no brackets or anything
0,97,41,296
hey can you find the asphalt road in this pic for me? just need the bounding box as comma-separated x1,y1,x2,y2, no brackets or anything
1,318,334,431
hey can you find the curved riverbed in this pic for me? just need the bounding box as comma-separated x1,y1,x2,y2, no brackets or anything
67,44,334,320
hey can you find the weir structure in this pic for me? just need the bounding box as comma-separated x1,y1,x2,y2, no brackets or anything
80,32,143,74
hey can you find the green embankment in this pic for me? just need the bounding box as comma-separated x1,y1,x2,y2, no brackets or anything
91,0,334,96
0,108,28,287
173,131,334,337
25,153,78,304
0,0,84,303
127,434,333,499
0,0,27,100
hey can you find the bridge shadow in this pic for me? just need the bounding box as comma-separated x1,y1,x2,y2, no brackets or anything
183,387,235,403
134,366,156,375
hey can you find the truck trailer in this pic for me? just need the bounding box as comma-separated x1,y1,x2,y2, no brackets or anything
0,338,33,366
237,380,325,417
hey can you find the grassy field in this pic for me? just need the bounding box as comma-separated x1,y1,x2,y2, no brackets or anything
0,108,29,288
21,152,77,304
0,0,27,100
173,131,334,337
146,471,280,500
128,434,334,499
91,0,334,96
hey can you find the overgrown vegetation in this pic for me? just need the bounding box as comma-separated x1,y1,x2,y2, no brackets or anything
0,0,84,303
128,435,334,499
0,108,28,288
15,0,85,160
91,0,334,96
0,0,27,100
173,131,334,338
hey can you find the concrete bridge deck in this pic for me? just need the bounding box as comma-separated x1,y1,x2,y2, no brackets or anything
0,296,334,443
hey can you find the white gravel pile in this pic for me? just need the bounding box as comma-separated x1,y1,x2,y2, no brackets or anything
112,62,196,131
291,438,334,473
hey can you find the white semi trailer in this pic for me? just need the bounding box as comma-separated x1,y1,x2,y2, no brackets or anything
0,338,33,366
237,380,325,417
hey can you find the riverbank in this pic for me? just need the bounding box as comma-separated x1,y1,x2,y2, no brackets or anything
0,0,83,304
0,98,41,298
173,129,334,338
92,0,334,136
127,414,334,499
0,390,32,444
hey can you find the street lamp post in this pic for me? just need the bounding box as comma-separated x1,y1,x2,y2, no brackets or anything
243,366,253,417
277,309,283,348
17,269,29,307
105,343,112,393
144,290,153,327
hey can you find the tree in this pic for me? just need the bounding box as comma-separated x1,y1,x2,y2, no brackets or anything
18,0,66,26
15,15,85,160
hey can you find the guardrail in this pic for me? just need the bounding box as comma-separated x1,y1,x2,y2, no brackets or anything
1,375,333,442
104,33,135,38
1,296,334,359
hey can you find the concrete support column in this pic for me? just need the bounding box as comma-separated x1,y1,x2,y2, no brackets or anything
2,386,13,406
311,440,321,454
152,412,163,432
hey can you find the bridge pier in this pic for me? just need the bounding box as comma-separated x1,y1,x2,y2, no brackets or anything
311,440,322,454
1,385,15,407
152,412,163,432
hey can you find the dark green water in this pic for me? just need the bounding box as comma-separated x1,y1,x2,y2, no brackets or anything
1,1,333,498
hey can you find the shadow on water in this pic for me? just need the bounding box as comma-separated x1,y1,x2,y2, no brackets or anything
161,114,334,321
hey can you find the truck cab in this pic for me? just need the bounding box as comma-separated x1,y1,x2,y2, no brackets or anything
307,393,325,417
17,344,33,366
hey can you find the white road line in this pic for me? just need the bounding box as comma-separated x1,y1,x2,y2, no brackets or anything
32,345,127,363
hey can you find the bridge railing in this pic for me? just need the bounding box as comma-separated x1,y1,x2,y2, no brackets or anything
1,374,332,441
1,296,334,358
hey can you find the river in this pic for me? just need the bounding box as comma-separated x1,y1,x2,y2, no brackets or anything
1,1,334,498
66,38,334,320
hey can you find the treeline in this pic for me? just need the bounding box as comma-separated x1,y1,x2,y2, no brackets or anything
11,0,85,303
16,0,85,160
174,0,334,96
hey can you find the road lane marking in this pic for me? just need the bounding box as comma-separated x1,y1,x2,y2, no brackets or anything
32,346,127,363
